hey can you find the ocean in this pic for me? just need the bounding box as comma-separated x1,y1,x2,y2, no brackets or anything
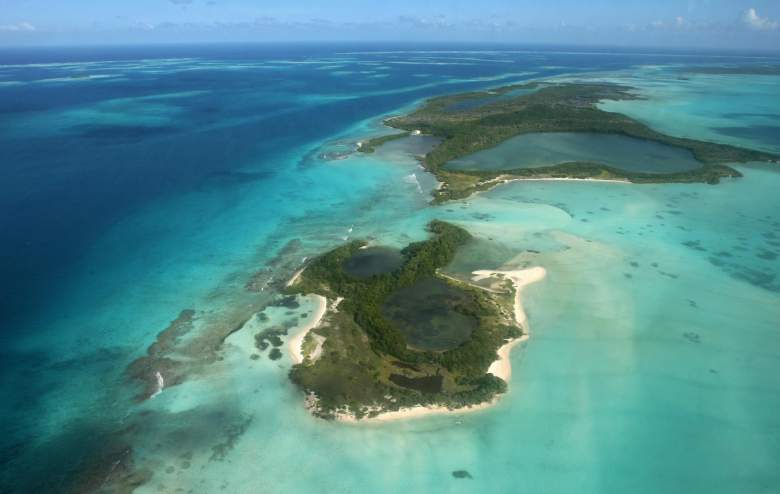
0,43,778,493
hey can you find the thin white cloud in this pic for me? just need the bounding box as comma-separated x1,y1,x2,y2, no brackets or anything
743,8,778,31
0,21,36,32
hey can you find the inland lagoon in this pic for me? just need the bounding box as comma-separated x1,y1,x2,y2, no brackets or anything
445,132,705,174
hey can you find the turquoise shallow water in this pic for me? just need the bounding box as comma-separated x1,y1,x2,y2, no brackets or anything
445,132,703,173
1,48,779,493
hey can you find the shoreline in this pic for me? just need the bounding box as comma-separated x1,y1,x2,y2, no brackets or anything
286,267,305,288
501,176,630,184
334,266,546,423
288,295,328,365
461,175,630,202
473,266,546,381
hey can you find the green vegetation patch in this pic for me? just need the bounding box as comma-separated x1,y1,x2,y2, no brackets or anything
288,221,519,419
357,132,410,153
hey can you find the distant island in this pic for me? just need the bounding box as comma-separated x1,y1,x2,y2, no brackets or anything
286,221,545,421
359,82,779,202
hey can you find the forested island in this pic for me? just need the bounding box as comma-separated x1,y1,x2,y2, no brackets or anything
286,221,522,420
359,82,779,202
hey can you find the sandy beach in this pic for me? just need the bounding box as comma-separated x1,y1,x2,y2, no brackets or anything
286,267,305,288
474,267,546,381
335,400,497,423
333,266,546,423
466,175,629,201
288,295,328,365
491,174,630,186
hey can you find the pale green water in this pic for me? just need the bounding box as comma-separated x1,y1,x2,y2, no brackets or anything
446,132,703,173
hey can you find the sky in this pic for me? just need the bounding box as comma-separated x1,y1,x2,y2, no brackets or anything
0,0,779,50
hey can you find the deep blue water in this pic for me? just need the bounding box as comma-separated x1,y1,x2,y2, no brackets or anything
0,43,604,323
2,43,775,323
1,43,779,493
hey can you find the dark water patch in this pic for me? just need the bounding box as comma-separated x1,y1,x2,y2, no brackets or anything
452,470,473,479
382,277,478,352
629,261,639,268
756,249,778,260
446,132,703,174
209,415,254,462
659,271,679,279
716,251,733,258
682,240,707,252
68,123,178,142
723,111,780,120
0,420,150,494
343,246,404,279
715,262,779,292
255,326,287,351
269,348,282,360
715,125,780,147
206,169,275,185
49,346,129,372
683,332,701,344
376,135,443,157
688,299,698,308
624,273,633,279
270,295,300,309
388,373,443,393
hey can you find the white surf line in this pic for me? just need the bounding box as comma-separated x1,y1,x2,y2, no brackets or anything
150,371,164,399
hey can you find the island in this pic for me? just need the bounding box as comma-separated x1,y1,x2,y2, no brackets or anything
285,221,544,421
359,82,779,202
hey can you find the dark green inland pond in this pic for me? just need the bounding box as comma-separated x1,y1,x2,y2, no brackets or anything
445,132,704,174
382,277,478,352
342,246,404,278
